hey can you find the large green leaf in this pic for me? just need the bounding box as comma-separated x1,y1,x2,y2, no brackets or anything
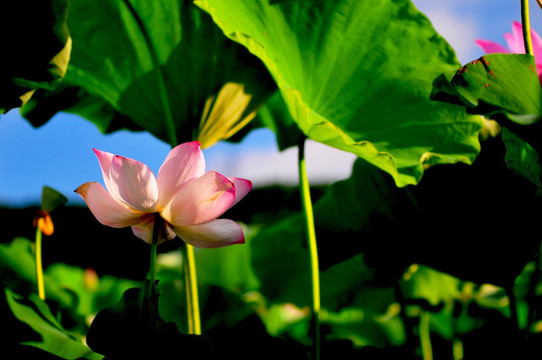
155,238,260,333
250,225,402,347
327,155,540,287
0,0,71,113
46,263,139,318
248,151,538,289
253,91,302,151
86,284,214,359
22,0,275,144
0,238,73,308
401,265,461,308
21,86,139,134
0,237,138,323
249,214,403,348
502,128,542,188
0,238,40,291
195,0,482,186
432,53,542,188
0,237,76,306
195,229,261,293
432,54,542,125
5,289,103,360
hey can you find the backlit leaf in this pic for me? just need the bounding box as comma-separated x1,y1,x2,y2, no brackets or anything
5,289,103,360
21,0,275,145
432,53,542,188
195,0,482,186
0,0,71,113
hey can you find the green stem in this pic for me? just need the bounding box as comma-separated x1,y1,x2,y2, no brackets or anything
394,283,416,356
522,0,534,56
419,311,433,360
182,252,194,333
143,214,162,333
451,302,464,360
182,244,201,335
35,227,45,301
149,214,163,288
121,0,178,146
298,135,320,360
452,338,464,360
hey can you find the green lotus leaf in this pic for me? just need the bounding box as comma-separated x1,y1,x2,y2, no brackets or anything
432,54,542,125
5,289,103,360
502,127,542,188
0,0,71,113
195,0,482,186
21,0,274,145
432,53,542,188
432,54,542,124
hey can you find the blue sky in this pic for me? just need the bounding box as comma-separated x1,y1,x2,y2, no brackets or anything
0,111,282,206
0,0,540,207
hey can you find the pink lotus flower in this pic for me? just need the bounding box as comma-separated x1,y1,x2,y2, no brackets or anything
75,141,251,248
475,21,542,80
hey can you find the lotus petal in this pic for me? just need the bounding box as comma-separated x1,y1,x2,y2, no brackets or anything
474,40,510,55
75,182,148,227
108,155,159,212
171,219,244,248
228,177,252,206
161,171,235,226
157,141,206,207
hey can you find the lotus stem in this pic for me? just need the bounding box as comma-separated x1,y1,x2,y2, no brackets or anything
183,244,202,335
522,0,534,56
420,311,433,360
35,226,45,301
298,135,320,360
149,214,163,290
452,338,464,360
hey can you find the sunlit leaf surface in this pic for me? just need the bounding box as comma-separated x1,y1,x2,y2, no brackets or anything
196,0,482,186
432,54,542,124
432,53,542,188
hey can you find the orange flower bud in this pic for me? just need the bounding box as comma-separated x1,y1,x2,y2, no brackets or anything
34,210,54,236
84,268,99,291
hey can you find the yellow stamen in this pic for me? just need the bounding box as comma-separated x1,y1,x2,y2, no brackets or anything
197,82,260,149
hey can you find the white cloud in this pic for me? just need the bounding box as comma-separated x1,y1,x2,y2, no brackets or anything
426,11,480,63
206,138,357,188
411,0,481,64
